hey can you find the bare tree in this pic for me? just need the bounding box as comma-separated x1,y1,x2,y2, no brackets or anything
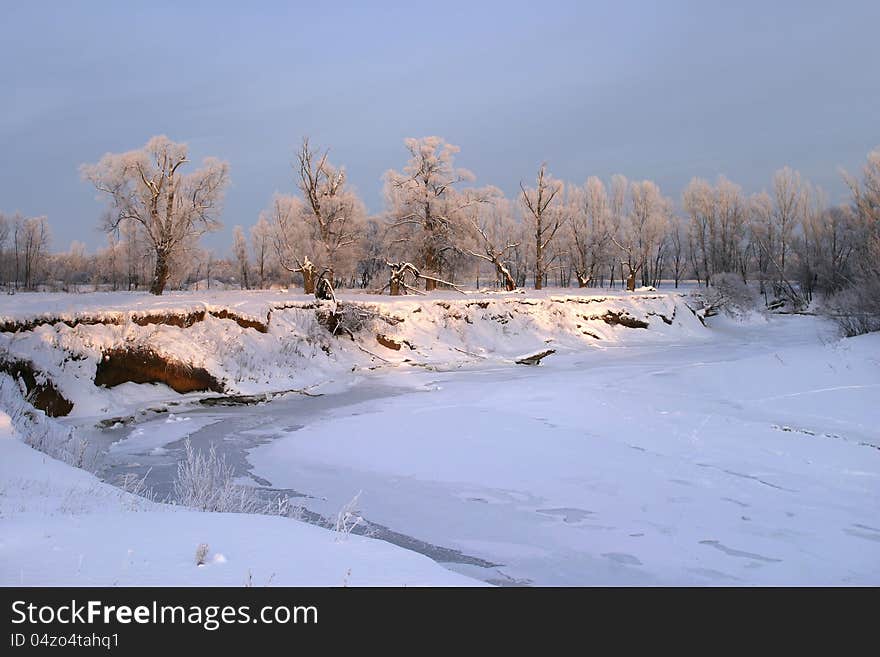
295,138,366,282
460,190,518,291
13,215,51,290
81,135,229,295
520,164,563,290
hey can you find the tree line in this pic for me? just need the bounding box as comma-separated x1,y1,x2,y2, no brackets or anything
2,135,878,333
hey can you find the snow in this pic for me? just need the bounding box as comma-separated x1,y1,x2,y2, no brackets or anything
0,417,483,586
0,288,706,420
108,414,219,457
2,288,877,586
240,314,880,585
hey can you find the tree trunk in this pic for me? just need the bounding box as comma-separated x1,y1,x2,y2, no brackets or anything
150,249,170,295
423,248,438,292
500,267,516,291
535,239,544,290
491,259,516,292
626,270,636,291
302,268,316,294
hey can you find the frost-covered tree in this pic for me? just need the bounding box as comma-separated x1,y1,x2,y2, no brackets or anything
94,233,124,291
355,218,388,290
568,177,613,287
57,240,90,290
833,146,880,334
81,135,230,295
460,189,519,290
714,177,749,278
611,180,669,290
748,191,775,299
668,214,687,288
608,175,628,287
232,226,250,289
385,137,477,290
0,213,10,287
265,194,318,293
744,168,809,305
520,164,563,290
683,176,748,286
771,166,807,278
119,218,150,291
249,215,275,289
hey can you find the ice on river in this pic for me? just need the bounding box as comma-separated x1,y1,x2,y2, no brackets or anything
238,314,880,585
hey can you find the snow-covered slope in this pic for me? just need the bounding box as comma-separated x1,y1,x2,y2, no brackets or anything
0,289,706,419
0,415,483,586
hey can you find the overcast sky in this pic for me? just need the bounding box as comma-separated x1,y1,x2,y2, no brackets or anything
2,0,878,253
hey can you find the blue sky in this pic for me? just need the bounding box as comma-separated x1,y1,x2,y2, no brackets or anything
1,0,878,252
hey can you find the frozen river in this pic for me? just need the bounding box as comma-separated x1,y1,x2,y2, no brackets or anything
86,314,880,585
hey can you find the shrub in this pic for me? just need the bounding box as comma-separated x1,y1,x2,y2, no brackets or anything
172,438,266,514
705,273,758,317
0,373,94,471
333,491,364,541
826,285,880,336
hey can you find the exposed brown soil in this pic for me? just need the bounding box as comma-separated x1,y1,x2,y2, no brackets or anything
1,309,268,334
130,310,205,329
0,357,74,416
590,311,650,329
377,313,406,326
0,315,124,333
556,296,610,305
376,333,402,350
376,334,415,351
208,309,269,332
94,348,224,394
648,308,675,325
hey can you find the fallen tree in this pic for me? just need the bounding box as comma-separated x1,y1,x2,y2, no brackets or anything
515,349,556,366
382,262,466,296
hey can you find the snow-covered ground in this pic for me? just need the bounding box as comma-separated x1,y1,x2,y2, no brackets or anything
1,289,878,586
239,314,879,585
0,288,703,419
0,415,482,586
